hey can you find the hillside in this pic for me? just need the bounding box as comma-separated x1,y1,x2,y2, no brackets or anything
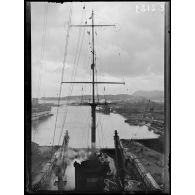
40,91,164,102
132,90,164,102
41,94,146,102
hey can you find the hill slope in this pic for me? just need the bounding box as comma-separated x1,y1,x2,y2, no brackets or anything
132,90,164,102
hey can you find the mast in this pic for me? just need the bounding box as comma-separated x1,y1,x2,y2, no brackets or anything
92,10,95,104
91,10,96,150
62,10,125,150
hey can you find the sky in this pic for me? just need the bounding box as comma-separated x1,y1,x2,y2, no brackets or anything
31,2,165,98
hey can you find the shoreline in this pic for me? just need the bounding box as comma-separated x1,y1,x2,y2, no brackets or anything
109,104,165,154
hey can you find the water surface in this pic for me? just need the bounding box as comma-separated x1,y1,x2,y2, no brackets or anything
32,104,158,148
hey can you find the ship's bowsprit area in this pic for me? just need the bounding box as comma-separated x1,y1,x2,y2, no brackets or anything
31,131,162,193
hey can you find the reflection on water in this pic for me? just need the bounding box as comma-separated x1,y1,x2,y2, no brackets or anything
32,105,159,148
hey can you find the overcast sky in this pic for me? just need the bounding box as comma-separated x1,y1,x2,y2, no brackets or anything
31,2,165,98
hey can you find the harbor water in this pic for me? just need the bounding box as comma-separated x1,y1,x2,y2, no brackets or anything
32,103,159,148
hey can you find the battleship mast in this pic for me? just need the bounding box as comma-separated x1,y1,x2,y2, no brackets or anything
62,10,125,150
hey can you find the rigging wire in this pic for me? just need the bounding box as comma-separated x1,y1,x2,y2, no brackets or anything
95,31,107,102
79,27,91,104
93,32,103,148
96,29,126,147
58,23,86,146
57,4,87,146
89,27,108,148
94,29,108,147
50,3,73,159
95,66,100,103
